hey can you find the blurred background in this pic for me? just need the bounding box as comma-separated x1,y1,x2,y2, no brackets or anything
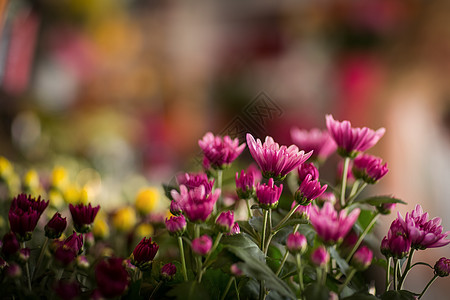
0,0,449,297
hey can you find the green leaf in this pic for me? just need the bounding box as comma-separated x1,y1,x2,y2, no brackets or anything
342,293,379,300
237,220,259,242
355,195,406,206
329,247,350,276
249,216,263,233
303,283,329,300
221,234,295,299
381,290,417,300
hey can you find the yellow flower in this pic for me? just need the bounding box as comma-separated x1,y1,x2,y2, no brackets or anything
135,223,154,240
48,190,64,208
93,216,110,239
135,187,159,215
23,169,40,191
51,166,68,190
0,156,14,178
63,184,82,204
112,206,136,232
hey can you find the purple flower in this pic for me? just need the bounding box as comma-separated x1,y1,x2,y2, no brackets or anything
286,232,307,254
434,257,450,277
246,133,313,181
53,232,84,266
291,201,311,219
161,263,177,280
69,203,100,233
192,235,212,256
131,237,159,270
45,212,67,239
290,127,337,161
294,174,327,205
255,178,283,210
351,246,373,270
171,185,220,223
177,172,214,194
95,257,130,298
235,170,255,199
398,205,450,250
216,211,234,233
310,202,360,244
297,162,319,183
353,154,388,184
199,132,245,169
165,215,187,236
8,194,49,241
1,232,20,258
385,219,411,258
326,114,385,158
227,222,241,236
311,246,329,267
54,280,80,300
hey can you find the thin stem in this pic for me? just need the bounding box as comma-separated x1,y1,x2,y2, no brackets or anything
56,269,64,281
22,242,32,291
346,182,368,207
33,237,49,280
178,237,188,282
393,259,398,290
418,275,438,299
348,180,360,199
198,233,223,282
246,199,253,219
221,277,235,300
295,254,304,293
217,169,223,212
340,157,350,207
261,210,268,251
385,257,391,292
273,204,300,232
276,224,300,277
259,281,266,300
149,281,163,300
399,248,415,289
345,212,380,263
234,277,240,300
194,224,202,278
339,268,357,294
263,209,273,255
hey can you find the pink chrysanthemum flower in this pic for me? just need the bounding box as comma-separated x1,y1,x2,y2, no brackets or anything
192,235,213,256
255,178,283,210
171,185,220,223
384,219,411,258
353,154,388,184
290,128,337,162
326,114,385,158
397,205,450,250
176,172,214,194
310,202,360,244
294,174,327,205
246,133,313,181
235,169,255,199
297,162,319,183
198,132,245,169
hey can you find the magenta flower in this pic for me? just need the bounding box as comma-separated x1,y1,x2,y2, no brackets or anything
294,174,327,205
216,211,234,233
171,185,220,222
380,236,390,257
235,170,255,199
255,178,283,210
165,215,187,236
45,212,67,239
161,263,177,280
246,133,313,181
192,235,213,256
311,246,329,267
286,232,307,254
352,154,388,184
53,232,84,266
230,263,243,277
434,257,450,277
177,172,214,194
290,127,337,161
170,200,183,216
198,132,245,169
384,219,411,258
131,237,159,270
1,232,19,258
5,263,22,279
11,193,49,215
95,257,130,298
227,222,241,236
291,201,311,219
69,203,100,233
398,205,450,250
297,162,319,183
326,114,385,158
310,202,360,244
351,246,373,270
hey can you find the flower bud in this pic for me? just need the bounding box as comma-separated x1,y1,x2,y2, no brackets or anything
77,256,90,269
1,232,20,258
255,178,282,210
192,235,212,256
216,211,234,233
45,212,67,239
294,174,327,206
130,237,159,271
170,200,183,216
6,263,22,278
165,215,186,236
286,232,307,254
230,263,243,277
227,222,241,236
380,236,390,257
298,163,319,183
18,248,30,263
160,263,177,280
351,246,373,271
311,246,329,267
434,257,450,277
235,170,255,199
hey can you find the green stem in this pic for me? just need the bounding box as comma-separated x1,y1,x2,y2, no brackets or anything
399,248,415,289
348,180,360,199
339,268,357,294
340,157,350,207
221,277,235,300
33,237,49,280
178,237,188,282
273,204,300,232
194,224,202,278
56,269,64,281
217,169,223,212
234,277,240,300
418,275,438,299
276,224,300,276
149,281,163,300
22,242,32,291
261,210,268,251
393,259,398,290
246,199,253,219
385,257,391,292
295,254,304,293
345,212,380,263
346,182,368,207
264,209,273,255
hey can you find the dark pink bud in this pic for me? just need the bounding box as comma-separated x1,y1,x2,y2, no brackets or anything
45,212,67,239
216,211,234,233
165,215,186,236
311,246,329,267
353,154,388,184
351,246,373,270
236,170,255,199
294,174,327,205
255,178,283,210
228,222,241,235
19,247,30,263
69,203,100,233
286,232,307,254
6,263,22,278
192,235,212,256
199,133,246,169
230,263,243,277
170,200,183,216
95,257,130,298
298,163,319,183
177,172,214,194
434,257,450,277
1,232,20,258
380,236,390,257
131,237,159,270
161,263,177,280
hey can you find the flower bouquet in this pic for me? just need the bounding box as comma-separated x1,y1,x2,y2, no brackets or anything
0,114,449,299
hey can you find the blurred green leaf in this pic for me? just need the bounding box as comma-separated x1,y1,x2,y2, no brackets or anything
355,196,406,206
303,283,329,300
330,247,350,276
342,293,379,300
380,290,417,300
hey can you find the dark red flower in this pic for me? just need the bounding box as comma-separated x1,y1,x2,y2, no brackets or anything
130,237,159,270
69,203,100,233
45,212,67,239
95,257,130,298
53,280,80,300
1,232,20,258
53,232,83,266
